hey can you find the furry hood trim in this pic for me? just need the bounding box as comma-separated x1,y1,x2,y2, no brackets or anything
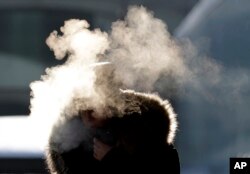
120,89,178,144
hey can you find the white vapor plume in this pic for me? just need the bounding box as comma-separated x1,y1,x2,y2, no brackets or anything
28,5,249,153
29,19,110,149
108,6,188,91
28,6,201,151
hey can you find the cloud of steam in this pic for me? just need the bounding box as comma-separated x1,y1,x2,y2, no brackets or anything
108,6,188,91
31,19,110,115
28,5,250,153
28,6,216,151
29,6,189,151
29,19,110,149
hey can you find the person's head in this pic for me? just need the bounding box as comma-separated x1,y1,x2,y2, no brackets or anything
118,90,178,153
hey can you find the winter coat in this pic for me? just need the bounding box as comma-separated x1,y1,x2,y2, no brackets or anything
45,90,180,174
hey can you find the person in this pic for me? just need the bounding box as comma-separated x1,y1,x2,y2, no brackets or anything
45,90,180,174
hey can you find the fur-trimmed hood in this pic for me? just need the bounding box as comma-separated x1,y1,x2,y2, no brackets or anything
46,89,178,173
119,90,177,145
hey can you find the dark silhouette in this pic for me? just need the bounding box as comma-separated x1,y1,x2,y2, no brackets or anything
46,90,180,174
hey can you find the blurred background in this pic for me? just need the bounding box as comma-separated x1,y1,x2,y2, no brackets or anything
0,0,249,173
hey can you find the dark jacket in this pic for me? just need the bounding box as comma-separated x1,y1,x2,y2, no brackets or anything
45,90,180,174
